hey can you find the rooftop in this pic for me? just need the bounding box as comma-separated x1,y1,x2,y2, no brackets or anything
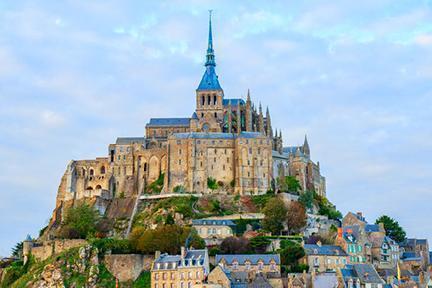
115,137,146,145
171,131,265,140
146,118,190,127
216,254,280,265
304,244,347,256
192,219,236,226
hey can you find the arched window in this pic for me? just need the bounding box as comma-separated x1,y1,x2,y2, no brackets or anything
213,95,217,105
95,185,102,189
86,186,93,190
89,168,94,176
100,166,105,174
207,95,211,105
201,95,205,106
144,163,147,172
82,168,86,177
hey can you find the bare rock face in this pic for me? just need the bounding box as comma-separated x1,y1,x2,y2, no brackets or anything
33,264,65,288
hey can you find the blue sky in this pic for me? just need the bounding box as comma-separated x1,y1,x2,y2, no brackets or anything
1,0,431,256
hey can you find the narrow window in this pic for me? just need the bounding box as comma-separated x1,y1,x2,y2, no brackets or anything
214,112,217,118
201,95,205,106
213,95,217,105
179,159,181,165
207,95,211,105
89,169,94,176
100,166,105,174
144,163,147,171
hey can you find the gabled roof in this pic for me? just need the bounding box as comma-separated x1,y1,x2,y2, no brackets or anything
172,132,264,140
342,264,384,284
216,254,280,265
365,224,381,233
192,219,236,226
146,118,190,127
304,244,347,256
116,137,146,145
153,249,207,270
223,99,245,106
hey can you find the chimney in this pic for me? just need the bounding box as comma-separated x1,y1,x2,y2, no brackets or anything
155,251,161,260
337,228,343,239
356,212,363,219
181,246,186,258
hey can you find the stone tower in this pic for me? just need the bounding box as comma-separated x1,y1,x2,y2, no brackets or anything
195,11,224,132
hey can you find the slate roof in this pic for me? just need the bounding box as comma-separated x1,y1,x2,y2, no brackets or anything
304,244,347,256
115,137,146,145
341,264,384,284
216,254,280,265
430,252,432,264
313,274,339,288
172,132,264,140
401,252,422,262
365,224,381,233
192,219,236,226
223,99,245,106
282,146,303,156
146,118,190,127
197,66,222,91
153,249,207,270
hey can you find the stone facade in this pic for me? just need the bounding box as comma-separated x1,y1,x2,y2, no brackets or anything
302,244,348,273
215,254,281,276
49,13,327,225
151,248,210,288
28,239,88,262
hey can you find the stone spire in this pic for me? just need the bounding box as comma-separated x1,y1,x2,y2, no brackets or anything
265,106,272,137
258,103,264,133
245,89,252,131
303,134,310,157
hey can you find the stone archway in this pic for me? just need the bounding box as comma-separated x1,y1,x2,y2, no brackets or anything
148,156,160,182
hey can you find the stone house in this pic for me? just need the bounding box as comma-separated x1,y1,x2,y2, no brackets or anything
400,239,430,271
302,243,348,273
192,219,236,246
151,248,210,288
335,227,370,264
339,264,385,288
215,254,281,276
370,236,399,270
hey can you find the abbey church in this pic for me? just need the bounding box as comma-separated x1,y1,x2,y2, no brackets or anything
55,14,326,208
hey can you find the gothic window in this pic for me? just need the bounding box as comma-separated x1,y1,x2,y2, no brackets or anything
96,185,102,189
213,94,217,105
100,166,105,174
144,163,147,172
89,168,94,176
207,95,211,105
200,161,203,167
201,95,205,106
214,112,217,118
86,186,93,190
82,168,86,176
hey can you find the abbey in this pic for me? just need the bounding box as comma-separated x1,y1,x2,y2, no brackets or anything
54,14,326,207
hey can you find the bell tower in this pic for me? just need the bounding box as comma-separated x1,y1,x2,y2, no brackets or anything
195,10,224,132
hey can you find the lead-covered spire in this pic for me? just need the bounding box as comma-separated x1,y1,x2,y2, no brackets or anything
197,10,222,91
205,10,215,67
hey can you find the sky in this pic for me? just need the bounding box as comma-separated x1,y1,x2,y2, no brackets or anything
1,0,432,256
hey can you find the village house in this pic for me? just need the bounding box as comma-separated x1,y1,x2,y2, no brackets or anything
302,243,348,273
151,248,210,288
215,254,281,276
339,264,385,288
191,219,236,246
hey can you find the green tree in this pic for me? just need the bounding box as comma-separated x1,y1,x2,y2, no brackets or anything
249,236,271,253
279,176,302,194
59,203,100,239
130,225,204,254
262,197,287,235
298,190,315,210
11,241,23,259
207,177,218,190
280,241,305,266
375,215,406,243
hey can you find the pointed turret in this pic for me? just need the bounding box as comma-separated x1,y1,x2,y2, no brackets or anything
303,134,310,157
245,89,252,131
258,103,264,133
265,106,272,137
197,11,222,91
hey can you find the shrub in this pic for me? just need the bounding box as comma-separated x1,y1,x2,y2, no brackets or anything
90,238,134,255
207,177,218,190
173,185,185,193
147,173,165,194
58,203,100,239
